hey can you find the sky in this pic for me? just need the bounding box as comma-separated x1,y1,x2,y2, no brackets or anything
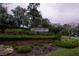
4,3,79,25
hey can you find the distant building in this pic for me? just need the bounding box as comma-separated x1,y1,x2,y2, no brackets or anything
31,28,49,32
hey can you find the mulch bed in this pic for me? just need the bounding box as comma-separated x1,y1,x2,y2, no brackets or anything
0,39,58,56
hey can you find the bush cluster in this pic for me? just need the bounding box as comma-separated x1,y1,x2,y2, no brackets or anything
16,46,32,53
53,34,61,40
5,29,54,35
5,29,24,34
53,39,79,48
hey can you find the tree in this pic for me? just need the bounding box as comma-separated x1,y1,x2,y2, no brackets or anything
61,24,71,36
27,3,42,27
41,18,50,28
12,6,28,27
73,24,79,36
6,14,16,28
0,4,9,33
49,24,63,34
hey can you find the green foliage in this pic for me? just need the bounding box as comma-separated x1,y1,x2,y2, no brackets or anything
61,28,69,35
48,48,79,56
53,39,79,48
5,29,24,34
22,30,36,35
15,29,23,33
0,3,51,31
16,46,32,53
53,34,61,40
5,28,55,35
61,24,71,36
41,18,50,28
25,32,54,35
0,34,56,39
0,4,9,33
12,6,27,27
27,3,43,27
49,24,63,34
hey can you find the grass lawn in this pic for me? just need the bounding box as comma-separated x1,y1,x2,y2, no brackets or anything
48,47,79,56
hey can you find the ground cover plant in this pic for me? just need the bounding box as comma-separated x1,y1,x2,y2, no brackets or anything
15,45,32,53
52,38,79,48
47,36,79,56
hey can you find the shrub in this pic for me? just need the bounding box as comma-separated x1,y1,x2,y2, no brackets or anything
16,46,32,53
48,48,79,56
22,30,37,35
14,29,23,34
5,29,24,34
5,29,54,35
53,34,61,40
36,32,54,36
53,39,79,48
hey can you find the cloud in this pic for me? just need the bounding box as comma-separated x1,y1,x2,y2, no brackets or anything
5,3,79,24
40,3,79,24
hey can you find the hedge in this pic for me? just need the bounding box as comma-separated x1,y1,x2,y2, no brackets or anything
0,34,61,41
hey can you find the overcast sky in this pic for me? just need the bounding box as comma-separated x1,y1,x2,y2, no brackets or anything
5,3,79,25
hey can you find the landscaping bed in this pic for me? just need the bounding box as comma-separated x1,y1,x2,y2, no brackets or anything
0,39,58,56
0,33,61,56
1,35,79,56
